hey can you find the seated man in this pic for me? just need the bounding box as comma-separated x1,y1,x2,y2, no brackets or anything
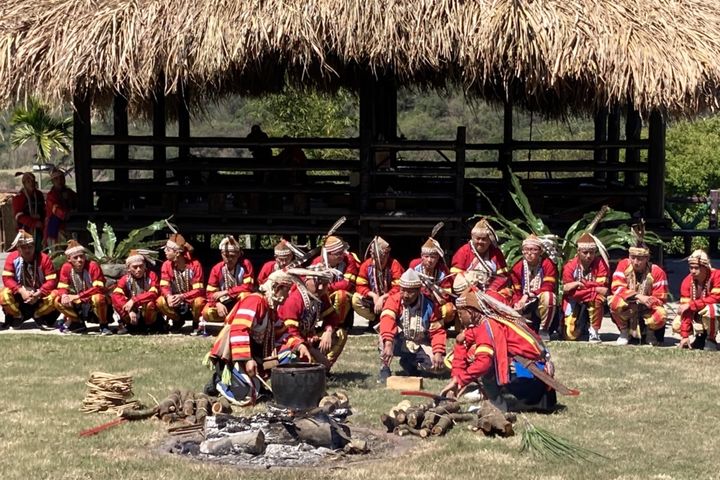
675,250,720,350
451,218,509,299
441,288,557,413
0,230,58,329
206,270,294,406
312,235,359,328
561,233,609,343
12,172,44,250
111,250,161,334
509,234,558,340
408,232,455,328
44,167,77,247
202,236,255,324
352,236,403,326
276,266,342,367
378,269,447,383
609,230,668,346
257,239,295,285
157,234,206,334
54,240,109,334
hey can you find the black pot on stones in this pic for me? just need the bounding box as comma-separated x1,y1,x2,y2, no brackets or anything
271,362,326,410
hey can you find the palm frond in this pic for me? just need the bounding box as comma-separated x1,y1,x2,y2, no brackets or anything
520,420,608,463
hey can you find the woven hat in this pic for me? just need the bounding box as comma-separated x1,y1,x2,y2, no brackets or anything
267,270,295,287
522,234,544,251
166,233,193,252
323,235,347,254
65,240,85,257
9,229,34,250
576,232,597,251
421,238,443,257
471,218,498,246
455,288,482,310
219,235,241,253
49,167,67,181
628,221,650,257
365,236,391,259
399,269,423,289
688,250,711,268
125,249,146,266
274,239,293,257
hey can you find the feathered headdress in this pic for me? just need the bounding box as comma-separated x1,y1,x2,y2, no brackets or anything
421,222,445,258
629,220,650,257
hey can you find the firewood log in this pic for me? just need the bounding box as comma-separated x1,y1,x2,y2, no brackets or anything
199,430,266,455
182,392,195,418
195,396,210,424
431,416,454,436
381,414,398,433
119,406,159,421
211,397,231,414
475,401,514,437
395,425,429,438
421,410,440,430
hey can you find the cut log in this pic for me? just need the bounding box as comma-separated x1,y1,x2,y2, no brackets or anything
199,430,266,455
388,400,412,419
291,415,351,449
395,425,429,438
211,398,231,415
119,406,159,421
182,393,195,418
158,395,178,416
421,410,440,430
386,376,423,391
381,414,398,433
195,396,210,424
475,401,515,437
431,416,454,436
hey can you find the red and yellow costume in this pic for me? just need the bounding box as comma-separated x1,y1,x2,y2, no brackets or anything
311,243,359,326
352,256,404,321
157,258,206,324
609,258,668,333
202,258,255,323
408,257,456,327
510,257,558,332
54,260,108,325
44,183,77,245
676,269,720,340
12,176,44,248
0,248,57,322
561,256,609,340
111,270,160,326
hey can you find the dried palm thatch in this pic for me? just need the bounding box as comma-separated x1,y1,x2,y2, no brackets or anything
1,0,720,117
80,372,140,414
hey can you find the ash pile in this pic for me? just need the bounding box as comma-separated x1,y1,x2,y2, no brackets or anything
169,393,375,468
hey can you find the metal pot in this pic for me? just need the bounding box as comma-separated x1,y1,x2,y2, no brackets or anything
271,362,326,410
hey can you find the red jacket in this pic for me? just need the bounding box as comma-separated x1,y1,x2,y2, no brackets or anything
562,256,609,303
379,291,447,355
12,189,44,233
311,252,360,293
205,259,254,305
257,260,281,286
277,288,339,351
679,270,720,338
55,261,106,300
111,271,159,312
44,186,77,240
509,257,558,304
611,259,668,301
159,259,205,300
451,316,544,388
408,258,452,291
210,293,276,362
450,243,508,292
355,257,404,297
2,251,57,296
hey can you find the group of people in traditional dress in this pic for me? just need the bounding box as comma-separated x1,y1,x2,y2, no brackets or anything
11,169,77,250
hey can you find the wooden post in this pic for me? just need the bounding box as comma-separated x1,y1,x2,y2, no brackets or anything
593,108,607,181
647,109,666,260
73,94,93,212
152,82,166,184
178,85,190,161
709,190,719,255
455,126,466,214
499,100,513,211
113,94,129,184
358,75,373,250
625,106,642,187
607,106,621,183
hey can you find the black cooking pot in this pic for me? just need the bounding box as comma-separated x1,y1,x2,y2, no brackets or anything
271,362,326,410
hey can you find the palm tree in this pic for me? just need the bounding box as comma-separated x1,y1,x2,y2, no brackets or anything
10,98,73,188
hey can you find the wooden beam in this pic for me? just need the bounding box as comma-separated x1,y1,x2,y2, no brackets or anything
647,110,666,220
73,94,93,212
455,126,466,213
625,106,642,187
499,101,513,190
152,83,166,184
593,108,607,181
178,84,190,161
358,75,372,215
607,106,621,183
113,94,129,184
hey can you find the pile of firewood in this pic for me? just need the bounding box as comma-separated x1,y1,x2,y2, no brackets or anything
80,372,140,414
380,399,516,438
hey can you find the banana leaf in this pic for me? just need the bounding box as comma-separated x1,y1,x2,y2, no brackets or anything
115,218,175,260
508,172,548,235
101,223,117,259
87,221,105,259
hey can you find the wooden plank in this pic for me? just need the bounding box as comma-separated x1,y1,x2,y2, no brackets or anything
647,110,666,220
112,94,129,184
90,134,360,149
73,94,93,212
607,106,621,183
89,158,359,171
386,376,423,391
455,126,466,213
593,108,607,181
152,83,166,184
625,106,642,187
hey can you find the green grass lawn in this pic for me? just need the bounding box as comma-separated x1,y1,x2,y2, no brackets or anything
0,333,717,480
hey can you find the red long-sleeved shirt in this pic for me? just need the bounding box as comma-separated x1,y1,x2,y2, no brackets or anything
159,259,205,300
2,251,57,296
679,270,720,338
562,256,609,303
355,257,404,297
277,288,339,351
378,291,446,355
509,257,558,304
450,243,508,292
111,271,159,312
610,259,668,301
55,261,106,300
311,252,360,293
205,259,254,305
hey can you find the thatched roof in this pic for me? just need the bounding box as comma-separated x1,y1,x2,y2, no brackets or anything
1,0,720,117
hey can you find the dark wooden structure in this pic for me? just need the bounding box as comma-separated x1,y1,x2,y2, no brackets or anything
71,77,667,258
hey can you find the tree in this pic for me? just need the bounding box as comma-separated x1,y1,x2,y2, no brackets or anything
10,98,73,188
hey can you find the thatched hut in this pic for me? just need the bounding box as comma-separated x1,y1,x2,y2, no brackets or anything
1,0,719,252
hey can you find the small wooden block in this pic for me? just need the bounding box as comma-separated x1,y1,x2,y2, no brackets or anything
386,376,423,391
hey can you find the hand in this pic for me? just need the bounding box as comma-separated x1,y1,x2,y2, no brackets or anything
381,340,394,365
122,299,134,313
18,287,31,302
212,291,227,301
431,352,444,371
297,344,313,362
244,360,258,377
595,287,608,296
215,302,228,319
373,296,385,315
456,332,465,343
319,329,333,353
677,304,689,315
27,291,40,305
679,337,692,349
128,311,138,325
168,294,182,308
440,378,459,398
544,359,555,377
61,294,73,307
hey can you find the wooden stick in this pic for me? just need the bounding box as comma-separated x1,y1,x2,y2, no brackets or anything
79,417,128,437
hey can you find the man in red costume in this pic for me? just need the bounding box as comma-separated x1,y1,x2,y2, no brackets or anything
675,250,720,350
157,233,206,334
12,172,44,250
408,232,455,327
0,230,57,329
609,227,668,346
509,234,558,340
561,232,609,343
451,218,510,301
54,240,109,334
378,269,447,383
205,270,294,406
44,167,77,247
257,239,295,285
202,236,255,325
312,235,359,327
352,236,404,326
111,249,161,334
441,288,557,412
